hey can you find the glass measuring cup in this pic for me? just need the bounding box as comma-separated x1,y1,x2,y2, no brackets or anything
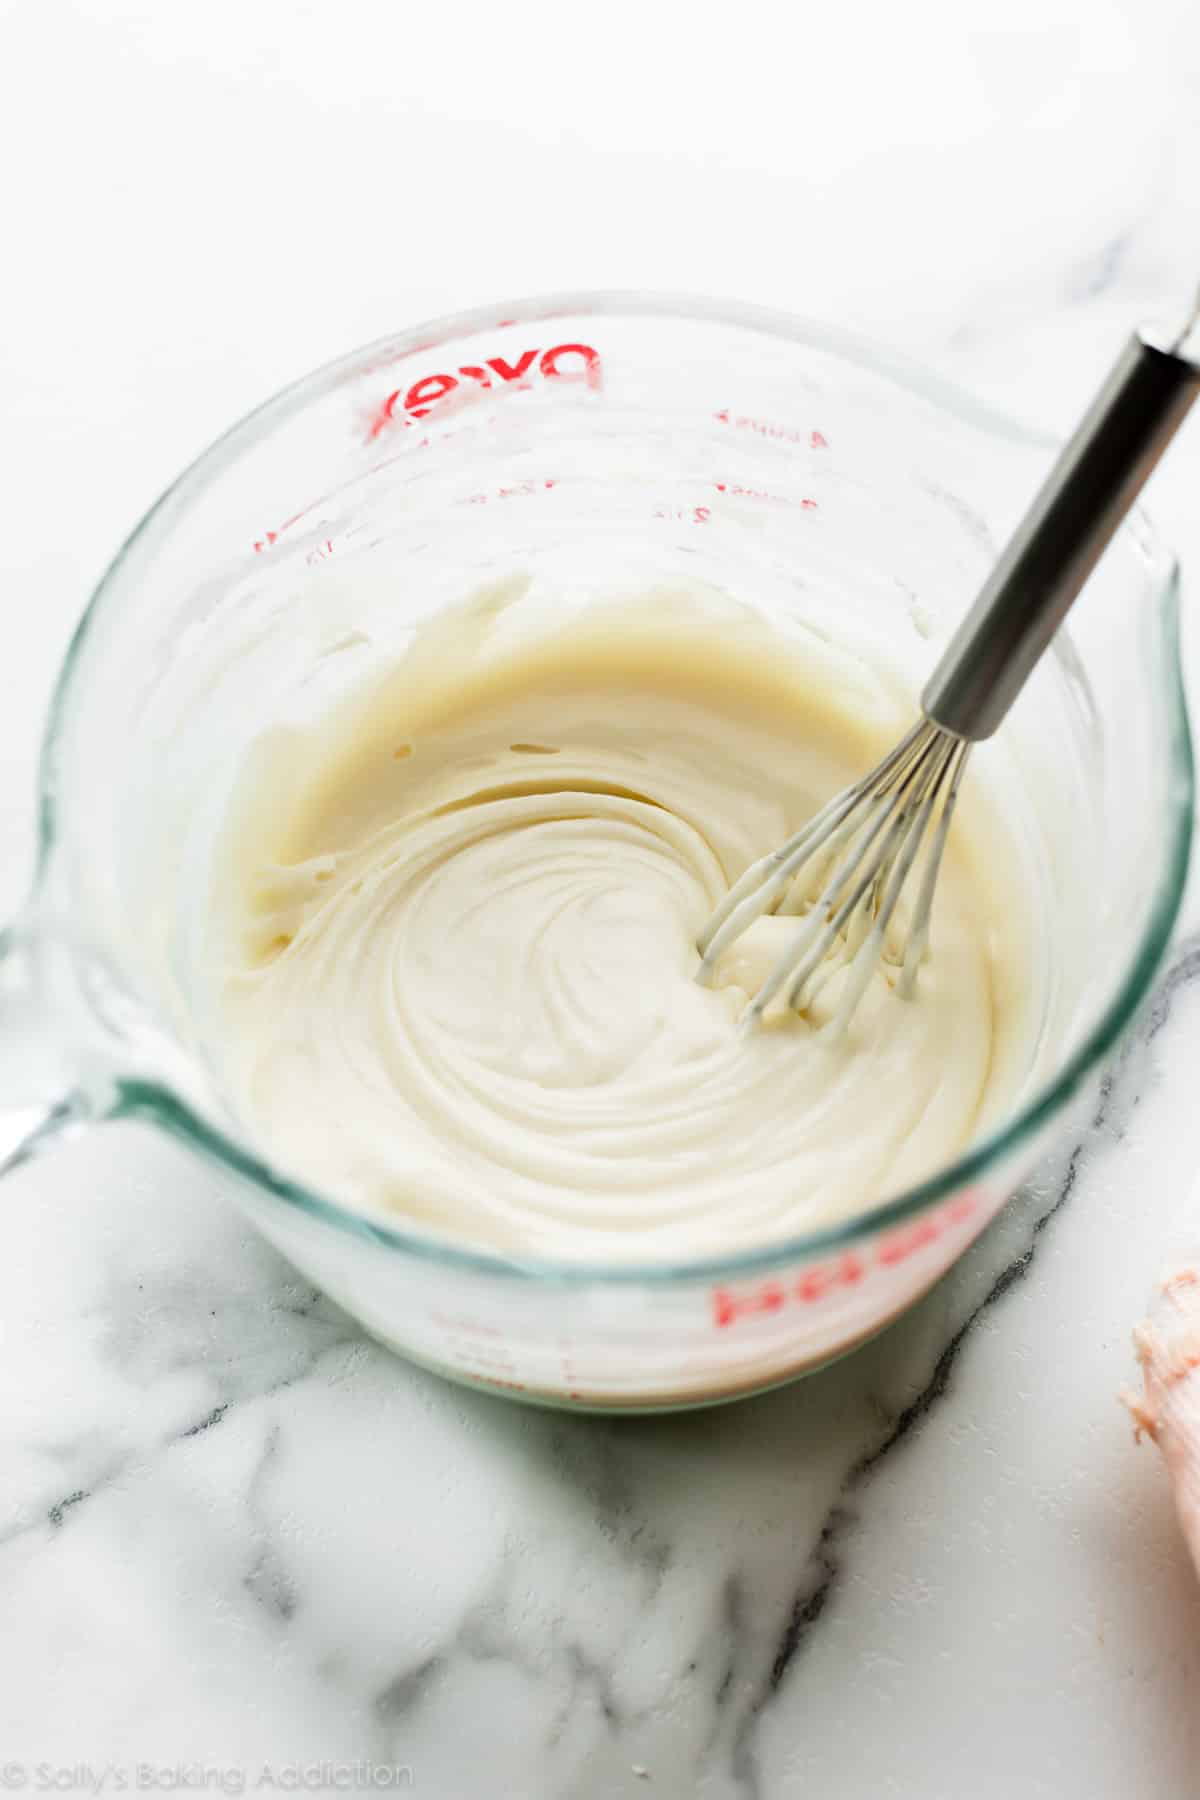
2,294,1191,1411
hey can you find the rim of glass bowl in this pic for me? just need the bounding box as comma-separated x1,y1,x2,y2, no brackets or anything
40,290,1195,1285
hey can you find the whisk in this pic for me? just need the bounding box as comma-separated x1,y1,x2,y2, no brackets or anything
698,296,1200,1033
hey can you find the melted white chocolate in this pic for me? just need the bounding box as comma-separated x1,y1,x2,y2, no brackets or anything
211,586,1039,1262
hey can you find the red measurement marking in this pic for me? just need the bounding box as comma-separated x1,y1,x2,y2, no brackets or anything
653,505,712,524
710,1193,978,1329
430,1312,504,1337
714,410,830,451
463,478,559,506
366,342,602,440
795,1252,865,1303
713,483,818,510
876,1214,943,1266
453,1346,519,1372
252,487,337,555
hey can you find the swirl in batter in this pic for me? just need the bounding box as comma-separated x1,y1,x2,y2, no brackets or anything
213,585,1037,1262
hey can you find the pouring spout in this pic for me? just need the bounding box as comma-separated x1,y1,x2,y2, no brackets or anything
0,917,118,1177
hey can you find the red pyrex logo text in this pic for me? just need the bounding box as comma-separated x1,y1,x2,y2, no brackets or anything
367,342,602,438
710,1192,979,1329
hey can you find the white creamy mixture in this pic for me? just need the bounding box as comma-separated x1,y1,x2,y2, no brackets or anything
212,585,1037,1262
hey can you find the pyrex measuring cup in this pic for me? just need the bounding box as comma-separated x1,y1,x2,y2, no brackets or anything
2,294,1192,1411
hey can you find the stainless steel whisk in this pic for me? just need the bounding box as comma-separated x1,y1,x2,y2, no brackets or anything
698,296,1200,1033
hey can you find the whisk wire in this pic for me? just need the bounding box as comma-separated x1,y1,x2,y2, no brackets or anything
706,718,970,1032
778,727,955,1021
898,739,971,998
695,720,929,980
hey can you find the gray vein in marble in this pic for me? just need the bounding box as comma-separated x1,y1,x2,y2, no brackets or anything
180,1402,229,1439
0,1297,363,1553
373,1658,443,1730
542,1420,674,1585
714,1574,747,1714
47,1488,87,1529
560,1643,620,1732
1138,938,1200,1044
242,1423,300,1623
1066,231,1132,303
369,1534,668,1770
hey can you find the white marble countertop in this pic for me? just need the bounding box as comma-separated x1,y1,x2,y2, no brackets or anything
5,3,1200,1794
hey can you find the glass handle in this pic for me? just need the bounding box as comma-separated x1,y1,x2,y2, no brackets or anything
0,920,107,1177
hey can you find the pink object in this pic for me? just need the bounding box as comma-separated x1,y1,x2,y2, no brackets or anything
1124,1267,1200,1574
